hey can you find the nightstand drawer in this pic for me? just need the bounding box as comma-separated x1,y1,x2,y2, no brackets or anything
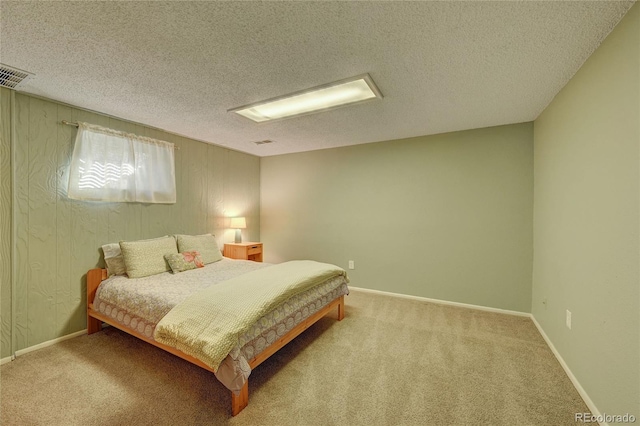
247,245,262,255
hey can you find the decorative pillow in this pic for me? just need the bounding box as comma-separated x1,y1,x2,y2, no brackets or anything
165,251,205,274
102,243,126,277
120,236,178,278
175,234,223,264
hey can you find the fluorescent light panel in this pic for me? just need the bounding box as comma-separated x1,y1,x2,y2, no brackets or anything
229,74,382,123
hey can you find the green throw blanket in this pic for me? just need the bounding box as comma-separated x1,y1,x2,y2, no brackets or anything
154,260,348,371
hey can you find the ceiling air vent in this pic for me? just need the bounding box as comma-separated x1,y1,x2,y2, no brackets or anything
254,140,274,145
0,64,33,89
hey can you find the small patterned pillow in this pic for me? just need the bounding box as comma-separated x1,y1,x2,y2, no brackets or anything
164,251,205,274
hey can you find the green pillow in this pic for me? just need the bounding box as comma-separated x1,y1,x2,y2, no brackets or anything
175,234,223,264
120,236,178,278
165,251,205,274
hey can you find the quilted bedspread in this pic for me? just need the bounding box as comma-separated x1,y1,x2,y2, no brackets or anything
153,260,348,371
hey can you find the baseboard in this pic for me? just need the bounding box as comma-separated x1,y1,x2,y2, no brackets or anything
0,355,14,365
348,286,531,317
530,316,606,426
13,329,87,358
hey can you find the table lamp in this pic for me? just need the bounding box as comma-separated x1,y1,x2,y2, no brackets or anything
230,217,246,243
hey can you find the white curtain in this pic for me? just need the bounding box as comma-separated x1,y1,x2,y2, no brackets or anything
67,122,176,203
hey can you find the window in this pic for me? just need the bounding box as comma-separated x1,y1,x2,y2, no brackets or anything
67,122,176,203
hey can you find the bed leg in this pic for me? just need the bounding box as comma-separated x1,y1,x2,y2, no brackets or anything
337,295,345,321
87,315,102,335
231,381,249,416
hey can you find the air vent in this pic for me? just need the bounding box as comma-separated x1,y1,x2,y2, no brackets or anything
254,140,274,145
0,64,33,89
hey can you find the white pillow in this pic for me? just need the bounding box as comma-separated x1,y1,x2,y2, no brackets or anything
102,243,126,276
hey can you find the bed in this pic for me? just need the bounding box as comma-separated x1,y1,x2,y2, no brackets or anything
86,257,349,416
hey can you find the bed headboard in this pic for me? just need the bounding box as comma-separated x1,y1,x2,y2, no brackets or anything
87,268,108,308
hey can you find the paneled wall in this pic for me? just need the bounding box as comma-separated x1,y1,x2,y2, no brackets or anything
2,91,260,355
1,89,12,358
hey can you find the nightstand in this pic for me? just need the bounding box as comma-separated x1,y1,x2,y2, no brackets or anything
223,242,263,262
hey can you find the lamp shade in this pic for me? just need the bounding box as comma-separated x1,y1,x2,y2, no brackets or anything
230,217,246,229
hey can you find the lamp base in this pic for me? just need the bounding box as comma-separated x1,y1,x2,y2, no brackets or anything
234,229,242,243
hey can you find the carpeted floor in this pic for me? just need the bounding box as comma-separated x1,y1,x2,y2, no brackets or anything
1,290,588,425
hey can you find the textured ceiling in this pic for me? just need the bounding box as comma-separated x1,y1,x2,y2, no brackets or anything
0,1,634,156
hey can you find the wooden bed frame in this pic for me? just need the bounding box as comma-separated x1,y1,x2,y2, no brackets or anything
86,268,345,416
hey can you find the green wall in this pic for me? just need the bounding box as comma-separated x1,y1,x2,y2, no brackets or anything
261,123,533,312
532,3,639,418
0,90,260,356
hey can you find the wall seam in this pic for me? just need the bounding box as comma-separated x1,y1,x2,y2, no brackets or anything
9,90,16,358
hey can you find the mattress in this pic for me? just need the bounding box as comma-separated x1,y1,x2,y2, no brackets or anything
93,258,349,392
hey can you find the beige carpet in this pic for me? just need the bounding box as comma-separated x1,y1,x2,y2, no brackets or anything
1,290,588,425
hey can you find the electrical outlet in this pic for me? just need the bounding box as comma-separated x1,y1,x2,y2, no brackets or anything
348,260,355,270
566,310,572,329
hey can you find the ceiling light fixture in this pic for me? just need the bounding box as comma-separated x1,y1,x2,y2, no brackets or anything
229,74,382,123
